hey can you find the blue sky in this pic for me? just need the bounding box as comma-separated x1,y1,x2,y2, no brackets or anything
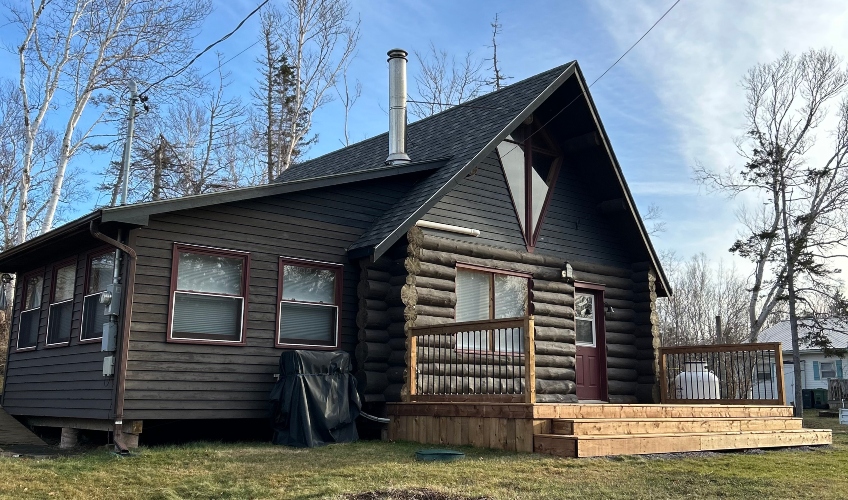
4,0,848,280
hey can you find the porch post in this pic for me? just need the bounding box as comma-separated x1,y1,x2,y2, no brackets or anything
406,326,417,402
524,315,536,404
774,344,786,406
659,348,668,404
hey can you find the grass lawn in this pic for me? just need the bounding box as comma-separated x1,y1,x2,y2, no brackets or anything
1,411,847,500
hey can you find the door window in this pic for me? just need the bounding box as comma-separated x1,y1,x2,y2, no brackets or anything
575,293,596,347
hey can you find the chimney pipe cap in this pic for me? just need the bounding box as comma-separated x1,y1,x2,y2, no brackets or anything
387,48,408,61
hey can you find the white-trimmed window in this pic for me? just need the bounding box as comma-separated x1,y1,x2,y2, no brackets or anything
575,293,596,347
46,262,76,346
454,266,528,352
17,272,43,349
277,258,342,348
168,244,248,344
81,251,115,341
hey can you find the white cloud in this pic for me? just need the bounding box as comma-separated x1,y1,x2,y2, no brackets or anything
592,0,848,280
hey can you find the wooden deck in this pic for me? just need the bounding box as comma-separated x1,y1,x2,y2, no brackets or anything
386,402,832,457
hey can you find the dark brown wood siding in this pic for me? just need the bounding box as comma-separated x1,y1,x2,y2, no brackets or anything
123,179,414,420
421,150,635,267
2,246,116,419
422,151,527,251
534,155,633,267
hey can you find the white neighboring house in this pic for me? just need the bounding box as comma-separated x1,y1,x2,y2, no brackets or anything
759,319,847,406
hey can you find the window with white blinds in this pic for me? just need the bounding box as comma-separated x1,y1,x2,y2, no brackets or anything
169,245,247,343
278,259,341,348
455,267,528,352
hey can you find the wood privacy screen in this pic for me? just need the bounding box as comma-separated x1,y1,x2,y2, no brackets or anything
659,343,785,405
406,316,536,404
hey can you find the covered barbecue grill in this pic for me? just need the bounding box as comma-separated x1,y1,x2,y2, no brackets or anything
269,350,361,447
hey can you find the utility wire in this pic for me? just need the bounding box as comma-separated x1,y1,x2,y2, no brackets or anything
199,39,262,80
499,0,682,160
140,0,271,96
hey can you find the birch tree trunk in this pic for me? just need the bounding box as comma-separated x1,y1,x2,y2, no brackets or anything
9,0,209,240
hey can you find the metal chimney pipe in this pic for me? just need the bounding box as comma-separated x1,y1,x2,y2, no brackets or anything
386,49,411,165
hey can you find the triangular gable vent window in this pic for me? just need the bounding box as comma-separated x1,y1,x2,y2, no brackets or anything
496,123,562,250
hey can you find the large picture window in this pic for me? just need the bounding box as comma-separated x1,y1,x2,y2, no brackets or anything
168,244,249,344
17,272,43,349
81,251,116,341
46,261,76,346
277,258,342,348
454,266,528,352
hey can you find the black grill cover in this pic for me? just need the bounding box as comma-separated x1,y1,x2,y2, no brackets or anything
269,350,361,447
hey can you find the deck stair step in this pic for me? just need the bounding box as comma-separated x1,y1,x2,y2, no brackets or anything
551,417,804,436
534,404,794,420
534,428,832,458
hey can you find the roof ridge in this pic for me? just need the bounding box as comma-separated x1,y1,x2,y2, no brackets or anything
279,62,575,180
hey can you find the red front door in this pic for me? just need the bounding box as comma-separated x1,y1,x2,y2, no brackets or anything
574,290,606,401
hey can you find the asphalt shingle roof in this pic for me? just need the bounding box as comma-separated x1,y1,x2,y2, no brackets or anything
278,63,575,257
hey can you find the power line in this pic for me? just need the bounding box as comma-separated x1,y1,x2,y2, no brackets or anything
140,0,271,96
199,39,262,81
500,0,683,160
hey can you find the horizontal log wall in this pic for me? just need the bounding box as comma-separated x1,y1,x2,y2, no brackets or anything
361,230,661,405
571,260,641,404
405,227,578,403
355,242,411,403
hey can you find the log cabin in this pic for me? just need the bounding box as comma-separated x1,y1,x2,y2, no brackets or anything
0,51,830,455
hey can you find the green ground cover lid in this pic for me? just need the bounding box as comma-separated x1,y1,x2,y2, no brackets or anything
415,449,465,462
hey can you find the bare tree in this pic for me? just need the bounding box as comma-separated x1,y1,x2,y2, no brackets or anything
6,0,209,242
642,203,667,236
335,71,361,147
484,13,510,91
695,49,848,416
0,78,84,249
266,0,359,172
658,252,752,347
252,6,312,183
410,43,486,119
99,60,255,202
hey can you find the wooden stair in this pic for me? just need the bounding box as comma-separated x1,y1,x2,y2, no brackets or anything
533,405,832,458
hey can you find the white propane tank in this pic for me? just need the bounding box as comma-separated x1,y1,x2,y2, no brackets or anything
674,361,721,399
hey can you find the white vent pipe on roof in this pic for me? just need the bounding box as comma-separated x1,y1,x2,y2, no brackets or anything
386,49,411,165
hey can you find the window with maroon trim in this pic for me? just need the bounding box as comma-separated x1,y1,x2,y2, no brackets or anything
454,266,528,352
277,258,342,348
46,261,76,346
81,251,115,341
169,245,248,344
17,271,44,349
495,123,562,249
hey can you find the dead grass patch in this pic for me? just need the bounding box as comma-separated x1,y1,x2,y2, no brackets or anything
341,489,491,500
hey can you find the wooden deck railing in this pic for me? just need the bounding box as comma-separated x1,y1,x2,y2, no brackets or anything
406,316,535,403
828,379,848,402
659,343,785,405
